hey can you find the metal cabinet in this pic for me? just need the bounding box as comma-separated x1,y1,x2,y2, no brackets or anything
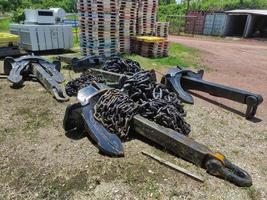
10,24,73,51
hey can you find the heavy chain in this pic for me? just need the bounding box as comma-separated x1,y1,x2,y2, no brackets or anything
94,89,139,138
103,57,142,76
123,71,190,135
139,99,190,135
65,71,104,97
94,71,191,137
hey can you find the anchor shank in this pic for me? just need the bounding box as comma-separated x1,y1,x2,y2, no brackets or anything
132,115,211,167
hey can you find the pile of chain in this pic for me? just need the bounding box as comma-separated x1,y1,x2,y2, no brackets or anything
122,71,190,135
65,71,104,97
94,90,139,138
102,57,142,76
94,71,191,137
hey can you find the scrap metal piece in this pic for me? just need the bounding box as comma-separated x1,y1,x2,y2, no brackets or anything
4,55,69,101
162,67,263,119
142,151,205,183
63,86,124,157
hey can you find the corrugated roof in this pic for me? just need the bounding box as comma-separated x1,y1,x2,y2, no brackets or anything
226,9,267,16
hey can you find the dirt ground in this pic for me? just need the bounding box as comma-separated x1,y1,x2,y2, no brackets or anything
0,37,267,200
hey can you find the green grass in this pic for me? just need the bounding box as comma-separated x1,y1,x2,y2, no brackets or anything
126,43,201,71
0,17,10,33
14,107,52,137
72,28,79,48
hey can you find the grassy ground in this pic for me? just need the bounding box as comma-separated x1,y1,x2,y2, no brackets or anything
126,43,202,71
0,38,266,199
0,17,10,33
64,42,202,72
0,67,266,199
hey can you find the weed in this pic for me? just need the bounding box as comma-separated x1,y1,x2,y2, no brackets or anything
246,187,261,200
169,190,180,199
0,127,16,143
146,178,161,199
13,107,52,137
40,171,88,199
125,43,203,71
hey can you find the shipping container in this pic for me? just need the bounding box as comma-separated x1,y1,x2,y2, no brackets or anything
203,13,226,36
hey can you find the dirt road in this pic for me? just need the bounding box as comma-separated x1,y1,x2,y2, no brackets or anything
169,36,267,120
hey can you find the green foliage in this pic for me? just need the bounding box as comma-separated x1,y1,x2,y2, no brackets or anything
158,0,267,21
159,0,177,5
158,4,186,21
1,0,76,22
195,0,267,10
0,18,10,32
1,0,76,12
12,8,26,23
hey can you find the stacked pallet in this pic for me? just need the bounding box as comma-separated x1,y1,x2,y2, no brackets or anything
131,36,168,58
77,0,118,57
137,0,158,35
155,22,169,38
118,0,139,54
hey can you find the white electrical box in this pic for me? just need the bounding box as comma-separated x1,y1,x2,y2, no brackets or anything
10,24,73,51
24,9,56,24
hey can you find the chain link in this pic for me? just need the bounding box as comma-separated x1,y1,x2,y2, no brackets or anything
103,57,143,76
94,89,139,138
65,70,105,97
94,71,191,137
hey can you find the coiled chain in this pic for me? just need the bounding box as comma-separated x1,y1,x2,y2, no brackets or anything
65,71,104,97
94,71,191,137
94,90,139,138
103,57,143,76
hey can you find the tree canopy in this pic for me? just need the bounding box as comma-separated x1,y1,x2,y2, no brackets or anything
1,0,267,22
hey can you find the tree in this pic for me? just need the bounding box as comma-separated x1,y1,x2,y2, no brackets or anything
159,0,177,5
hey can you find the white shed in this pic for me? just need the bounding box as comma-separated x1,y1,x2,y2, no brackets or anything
224,10,267,38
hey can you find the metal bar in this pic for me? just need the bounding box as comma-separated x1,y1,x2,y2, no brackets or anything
142,151,205,183
57,55,76,65
181,76,257,104
90,68,129,83
133,115,211,167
